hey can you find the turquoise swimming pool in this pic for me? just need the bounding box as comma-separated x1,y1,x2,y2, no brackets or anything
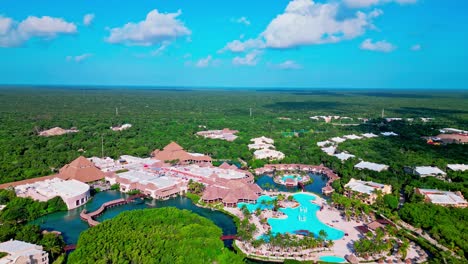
319,255,346,263
238,195,275,212
282,175,302,182
239,193,344,241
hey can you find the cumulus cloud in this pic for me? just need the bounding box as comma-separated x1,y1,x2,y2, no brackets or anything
360,38,396,52
195,55,213,68
0,15,77,47
274,60,302,70
106,9,191,46
411,44,421,51
232,17,251,26
83,14,95,26
344,0,417,8
232,50,262,66
218,38,265,53
261,0,383,49
66,53,93,62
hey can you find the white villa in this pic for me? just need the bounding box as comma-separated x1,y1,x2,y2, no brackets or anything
253,149,285,161
381,132,398,136
251,136,274,145
414,166,447,178
345,178,392,204
0,240,48,264
362,133,378,138
333,153,356,161
416,188,467,208
354,161,389,172
14,178,90,210
321,146,337,156
447,164,468,172
331,137,347,143
196,128,239,141
343,134,363,140
316,140,333,147
111,124,132,131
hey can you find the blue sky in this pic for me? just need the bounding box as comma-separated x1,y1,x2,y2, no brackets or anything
0,0,467,89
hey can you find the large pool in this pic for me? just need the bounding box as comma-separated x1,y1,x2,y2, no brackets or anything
238,193,344,241
238,195,275,212
319,255,347,263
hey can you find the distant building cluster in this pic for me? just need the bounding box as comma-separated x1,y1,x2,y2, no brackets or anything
345,178,392,204
310,115,353,123
0,240,48,264
38,127,79,137
416,188,467,208
249,136,285,160
196,128,239,141
111,123,132,131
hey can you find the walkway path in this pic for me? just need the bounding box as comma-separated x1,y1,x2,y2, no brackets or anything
80,194,146,227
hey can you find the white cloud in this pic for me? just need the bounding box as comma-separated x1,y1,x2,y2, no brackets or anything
66,53,93,62
344,0,417,8
0,15,77,47
195,55,212,68
261,0,383,49
151,41,170,56
360,38,396,52
83,14,95,26
275,60,302,70
232,50,262,66
233,17,251,26
106,9,191,46
218,38,265,53
411,44,421,51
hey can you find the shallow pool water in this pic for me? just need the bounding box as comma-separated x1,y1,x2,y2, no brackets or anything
239,192,344,241
282,175,302,182
319,255,346,263
238,195,275,212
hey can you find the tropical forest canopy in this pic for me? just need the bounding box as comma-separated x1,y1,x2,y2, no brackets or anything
68,207,244,264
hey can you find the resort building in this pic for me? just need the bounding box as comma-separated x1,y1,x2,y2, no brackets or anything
316,140,333,147
251,136,274,145
88,157,117,171
14,178,90,210
253,149,285,161
321,146,336,155
362,133,378,138
333,152,355,162
413,166,446,178
344,178,392,204
0,240,48,264
248,142,275,150
38,127,79,137
58,156,105,183
440,128,468,135
111,123,132,131
196,128,239,141
354,161,389,172
381,132,398,136
331,137,346,143
416,188,468,208
106,171,186,199
385,118,403,122
447,164,468,172
434,133,468,144
343,134,363,140
151,142,211,164
201,180,262,207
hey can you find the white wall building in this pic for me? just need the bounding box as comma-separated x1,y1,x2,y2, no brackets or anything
362,133,378,138
253,149,285,161
354,161,389,172
447,164,468,172
15,178,90,210
416,188,467,208
334,153,356,161
0,240,48,264
414,166,447,177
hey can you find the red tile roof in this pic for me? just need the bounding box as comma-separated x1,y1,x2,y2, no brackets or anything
58,156,105,183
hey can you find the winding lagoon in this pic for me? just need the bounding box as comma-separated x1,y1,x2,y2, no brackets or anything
31,191,237,247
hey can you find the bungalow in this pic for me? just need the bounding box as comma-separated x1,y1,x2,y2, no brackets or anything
447,164,468,172
414,166,446,178
416,188,467,208
354,161,389,172
345,178,392,204
151,142,211,165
